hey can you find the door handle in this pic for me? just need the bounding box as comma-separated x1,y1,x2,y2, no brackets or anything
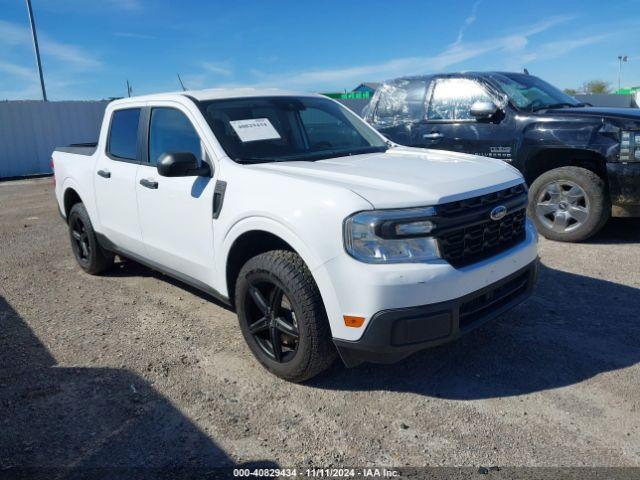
423,132,444,139
97,169,111,178
139,178,158,189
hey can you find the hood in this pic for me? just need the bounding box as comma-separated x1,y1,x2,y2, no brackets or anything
249,147,524,209
546,106,640,121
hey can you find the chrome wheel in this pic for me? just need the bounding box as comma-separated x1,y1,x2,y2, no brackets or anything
535,180,590,233
244,281,300,363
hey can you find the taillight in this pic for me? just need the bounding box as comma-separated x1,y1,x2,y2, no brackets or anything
50,158,55,186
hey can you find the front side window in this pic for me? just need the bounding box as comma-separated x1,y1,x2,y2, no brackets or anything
374,79,427,125
200,96,387,163
427,78,492,121
148,108,203,165
108,108,141,160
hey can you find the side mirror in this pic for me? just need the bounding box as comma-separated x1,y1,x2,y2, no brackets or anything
470,100,499,119
156,152,210,177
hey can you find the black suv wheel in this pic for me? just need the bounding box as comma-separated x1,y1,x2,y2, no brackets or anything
68,203,115,274
235,250,336,382
528,166,610,242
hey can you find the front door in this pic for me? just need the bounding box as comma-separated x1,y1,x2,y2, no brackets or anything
420,77,516,163
94,107,145,254
135,106,217,285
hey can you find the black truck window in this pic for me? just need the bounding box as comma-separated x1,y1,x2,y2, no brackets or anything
107,108,141,160
148,108,203,165
427,78,492,121
375,79,427,125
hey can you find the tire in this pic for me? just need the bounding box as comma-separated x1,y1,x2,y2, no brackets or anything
68,203,114,275
528,166,610,242
235,250,336,382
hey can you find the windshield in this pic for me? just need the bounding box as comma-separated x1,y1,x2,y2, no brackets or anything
489,73,581,112
199,96,388,163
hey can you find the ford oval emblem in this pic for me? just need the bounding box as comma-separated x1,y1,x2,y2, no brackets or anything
490,205,507,221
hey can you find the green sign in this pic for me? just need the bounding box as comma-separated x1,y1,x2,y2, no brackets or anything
321,92,371,100
616,86,640,95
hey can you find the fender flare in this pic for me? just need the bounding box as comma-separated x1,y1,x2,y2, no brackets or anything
216,216,327,298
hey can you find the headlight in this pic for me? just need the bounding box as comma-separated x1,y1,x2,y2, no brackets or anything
620,131,640,162
343,207,440,264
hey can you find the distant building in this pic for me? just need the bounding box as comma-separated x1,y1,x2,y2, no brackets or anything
352,82,381,95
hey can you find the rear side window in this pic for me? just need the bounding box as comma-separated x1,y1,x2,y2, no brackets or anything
107,108,141,160
374,79,427,125
427,78,492,121
148,108,203,165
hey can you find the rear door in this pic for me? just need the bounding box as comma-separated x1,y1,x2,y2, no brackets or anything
421,77,517,160
94,107,146,254
135,104,217,284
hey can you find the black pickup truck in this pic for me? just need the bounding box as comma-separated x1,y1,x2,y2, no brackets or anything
363,72,640,242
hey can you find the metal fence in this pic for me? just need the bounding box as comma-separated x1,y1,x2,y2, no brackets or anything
0,100,108,178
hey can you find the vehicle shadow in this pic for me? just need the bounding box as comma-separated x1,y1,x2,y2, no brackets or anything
310,262,640,399
586,217,640,244
0,296,274,479
102,258,233,311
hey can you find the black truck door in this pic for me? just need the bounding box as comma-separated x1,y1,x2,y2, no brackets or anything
367,79,428,145
419,77,517,163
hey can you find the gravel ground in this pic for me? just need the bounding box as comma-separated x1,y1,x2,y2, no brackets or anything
1,178,639,473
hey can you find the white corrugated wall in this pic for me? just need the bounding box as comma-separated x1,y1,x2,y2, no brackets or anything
0,100,108,178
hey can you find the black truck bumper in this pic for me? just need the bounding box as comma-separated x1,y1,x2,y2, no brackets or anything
333,260,538,368
608,162,640,217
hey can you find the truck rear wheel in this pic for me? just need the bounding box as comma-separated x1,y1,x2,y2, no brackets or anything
235,250,336,382
68,203,114,274
528,166,610,242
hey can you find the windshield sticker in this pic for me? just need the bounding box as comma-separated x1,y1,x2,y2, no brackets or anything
229,118,281,143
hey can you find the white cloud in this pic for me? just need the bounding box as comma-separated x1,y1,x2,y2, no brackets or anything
0,60,35,80
114,31,154,39
453,0,482,46
201,62,233,77
0,20,102,69
241,15,575,90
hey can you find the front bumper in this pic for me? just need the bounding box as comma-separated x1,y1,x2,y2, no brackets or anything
333,259,538,367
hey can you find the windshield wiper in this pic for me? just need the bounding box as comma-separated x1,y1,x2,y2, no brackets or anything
234,157,281,164
531,102,579,112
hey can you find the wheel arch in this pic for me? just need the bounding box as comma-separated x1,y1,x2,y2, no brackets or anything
220,218,327,309
62,186,84,220
523,148,608,186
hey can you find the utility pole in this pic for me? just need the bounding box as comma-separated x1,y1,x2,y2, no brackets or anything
618,55,628,91
25,0,47,101
126,80,132,97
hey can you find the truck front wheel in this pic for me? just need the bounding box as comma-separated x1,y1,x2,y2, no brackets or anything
67,203,115,274
528,166,610,242
235,250,336,382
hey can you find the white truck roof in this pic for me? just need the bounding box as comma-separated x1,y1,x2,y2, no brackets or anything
110,88,321,106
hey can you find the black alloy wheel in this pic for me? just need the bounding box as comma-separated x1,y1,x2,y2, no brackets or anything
244,280,300,363
70,214,91,263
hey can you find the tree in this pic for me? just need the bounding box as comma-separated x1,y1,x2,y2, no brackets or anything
582,80,611,94
563,88,578,95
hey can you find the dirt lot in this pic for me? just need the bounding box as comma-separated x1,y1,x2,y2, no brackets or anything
1,178,639,473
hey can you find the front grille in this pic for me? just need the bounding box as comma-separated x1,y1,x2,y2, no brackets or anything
435,185,527,268
438,184,526,216
459,270,530,330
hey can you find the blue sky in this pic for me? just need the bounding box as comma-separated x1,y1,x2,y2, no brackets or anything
1,0,639,100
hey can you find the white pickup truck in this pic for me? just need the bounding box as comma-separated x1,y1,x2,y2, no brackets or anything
53,89,538,381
